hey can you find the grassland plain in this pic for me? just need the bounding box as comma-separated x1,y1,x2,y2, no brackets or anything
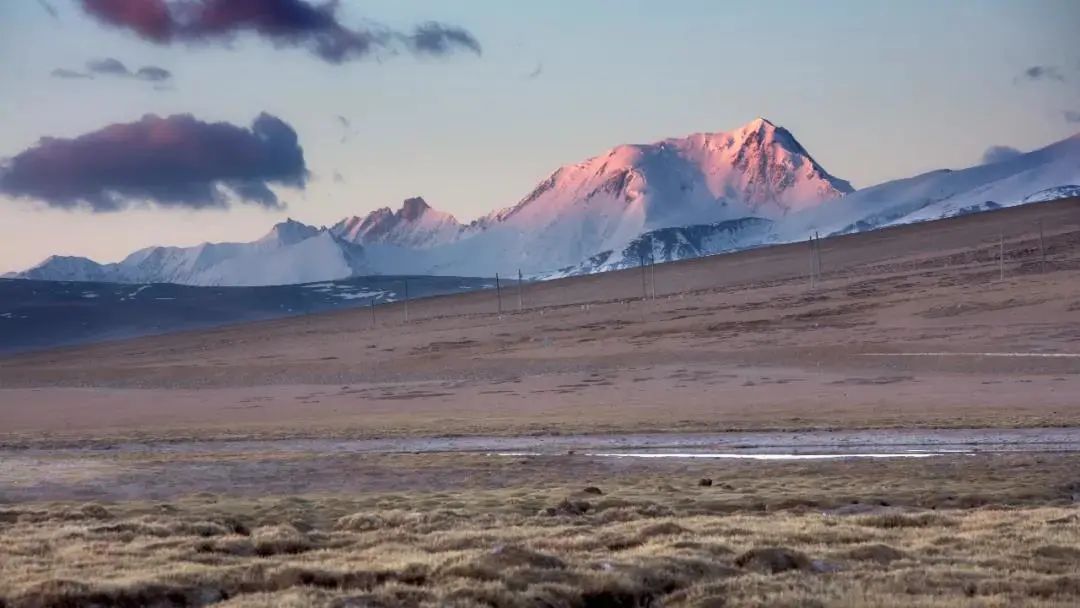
2,453,1080,607
1,200,1079,606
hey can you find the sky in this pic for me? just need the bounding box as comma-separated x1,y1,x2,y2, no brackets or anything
1,0,1079,273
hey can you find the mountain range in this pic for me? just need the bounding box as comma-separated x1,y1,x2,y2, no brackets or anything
9,118,1080,285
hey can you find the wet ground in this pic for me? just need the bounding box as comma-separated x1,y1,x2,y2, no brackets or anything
2,428,1078,503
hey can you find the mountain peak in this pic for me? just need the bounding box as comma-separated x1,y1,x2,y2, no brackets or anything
744,117,776,130
400,196,431,221
261,218,321,245
330,197,462,249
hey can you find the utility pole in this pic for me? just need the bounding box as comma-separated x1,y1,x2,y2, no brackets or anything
517,269,523,312
649,260,657,299
495,273,503,314
1038,220,1046,273
403,279,409,322
815,232,823,281
809,236,817,290
639,253,648,300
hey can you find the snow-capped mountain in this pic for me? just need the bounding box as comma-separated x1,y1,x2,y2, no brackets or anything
404,117,852,276
18,220,369,286
331,197,463,248
786,133,1080,237
14,255,125,283
11,120,1080,286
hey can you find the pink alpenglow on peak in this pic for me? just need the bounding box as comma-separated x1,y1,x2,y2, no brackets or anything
462,118,853,269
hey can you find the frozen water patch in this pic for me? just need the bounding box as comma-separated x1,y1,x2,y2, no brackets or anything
581,452,964,460
333,290,388,301
121,284,151,301
864,354,1080,358
492,451,964,460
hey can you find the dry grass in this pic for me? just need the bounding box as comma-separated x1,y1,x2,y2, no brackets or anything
3,454,1079,607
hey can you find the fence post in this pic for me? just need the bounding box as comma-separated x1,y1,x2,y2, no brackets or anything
999,233,1005,281
370,296,376,328
403,279,410,322
517,269,523,311
1038,220,1046,273
808,237,816,290
496,273,502,314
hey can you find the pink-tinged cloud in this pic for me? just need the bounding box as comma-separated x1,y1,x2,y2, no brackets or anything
0,113,307,211
79,0,481,63
82,0,174,42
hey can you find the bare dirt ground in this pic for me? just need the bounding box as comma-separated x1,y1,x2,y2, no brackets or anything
1,198,1078,443
1,200,1079,607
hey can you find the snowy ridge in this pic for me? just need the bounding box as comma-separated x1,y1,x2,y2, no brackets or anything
786,133,1080,237
331,197,463,249
20,222,369,286
546,218,777,278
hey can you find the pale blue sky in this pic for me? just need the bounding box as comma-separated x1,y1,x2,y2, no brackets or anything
1,0,1078,272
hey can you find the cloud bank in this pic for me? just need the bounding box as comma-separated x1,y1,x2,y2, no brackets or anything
0,113,307,211
981,145,1023,165
79,0,481,63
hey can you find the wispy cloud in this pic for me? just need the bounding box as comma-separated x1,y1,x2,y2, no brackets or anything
87,57,130,76
51,68,92,79
37,0,58,19
336,115,358,143
52,58,173,84
527,63,543,80
1017,65,1065,83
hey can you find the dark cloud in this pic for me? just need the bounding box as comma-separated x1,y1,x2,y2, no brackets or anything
135,66,172,82
38,0,59,19
981,145,1023,165
0,113,307,211
408,22,481,56
87,57,131,76
1065,110,1080,124
1018,65,1065,83
79,0,481,63
51,68,92,79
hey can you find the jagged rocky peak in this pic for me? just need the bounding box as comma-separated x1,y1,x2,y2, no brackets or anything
331,197,463,248
399,196,432,221
261,217,322,245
